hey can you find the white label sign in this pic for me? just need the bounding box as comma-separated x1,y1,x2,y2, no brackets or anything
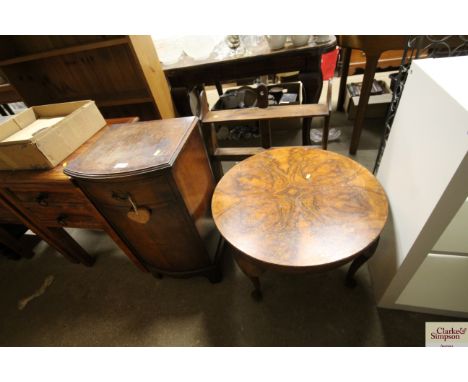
426,322,468,347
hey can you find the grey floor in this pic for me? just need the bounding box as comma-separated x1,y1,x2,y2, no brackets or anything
0,77,455,346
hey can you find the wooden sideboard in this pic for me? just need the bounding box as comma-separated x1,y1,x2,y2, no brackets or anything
0,117,146,270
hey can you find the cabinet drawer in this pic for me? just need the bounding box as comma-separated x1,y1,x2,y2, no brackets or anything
4,186,99,229
11,188,89,207
18,202,99,228
81,176,174,208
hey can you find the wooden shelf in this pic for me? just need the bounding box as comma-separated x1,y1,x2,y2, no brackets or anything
96,97,153,107
203,104,329,124
0,37,129,66
214,147,266,161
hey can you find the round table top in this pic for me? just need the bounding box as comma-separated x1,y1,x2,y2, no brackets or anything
212,147,388,270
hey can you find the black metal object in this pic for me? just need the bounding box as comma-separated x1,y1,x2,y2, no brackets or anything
373,35,468,173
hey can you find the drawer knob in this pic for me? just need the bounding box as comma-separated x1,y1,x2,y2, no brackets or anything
36,192,49,206
57,214,68,225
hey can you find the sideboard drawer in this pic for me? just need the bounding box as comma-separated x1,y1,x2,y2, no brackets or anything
22,203,99,228
11,188,89,207
81,176,174,208
4,186,99,229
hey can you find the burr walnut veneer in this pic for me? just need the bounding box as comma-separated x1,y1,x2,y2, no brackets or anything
64,117,222,281
212,147,388,299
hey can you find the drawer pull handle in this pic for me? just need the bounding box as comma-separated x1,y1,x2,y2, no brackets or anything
36,192,49,207
111,192,151,224
111,191,151,224
127,196,138,214
57,214,68,226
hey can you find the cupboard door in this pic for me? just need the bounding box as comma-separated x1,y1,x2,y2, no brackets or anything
98,201,211,272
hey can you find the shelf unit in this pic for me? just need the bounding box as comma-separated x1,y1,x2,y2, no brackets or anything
0,36,175,121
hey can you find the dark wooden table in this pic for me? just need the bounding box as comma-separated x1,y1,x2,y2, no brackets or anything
158,36,337,116
336,35,408,154
212,147,388,300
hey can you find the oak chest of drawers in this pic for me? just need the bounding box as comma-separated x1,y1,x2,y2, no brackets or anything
64,117,222,281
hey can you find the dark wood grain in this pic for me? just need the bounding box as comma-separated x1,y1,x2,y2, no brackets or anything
212,147,388,271
64,118,196,178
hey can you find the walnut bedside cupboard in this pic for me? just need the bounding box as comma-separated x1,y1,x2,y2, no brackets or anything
64,117,223,282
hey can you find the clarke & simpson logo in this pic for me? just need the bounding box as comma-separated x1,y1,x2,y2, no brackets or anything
426,322,468,347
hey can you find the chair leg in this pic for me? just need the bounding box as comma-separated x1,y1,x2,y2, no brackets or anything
260,120,272,149
337,47,351,112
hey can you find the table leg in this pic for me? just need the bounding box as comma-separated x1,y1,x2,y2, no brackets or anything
349,53,380,155
345,236,380,287
215,81,223,96
234,252,265,301
337,47,351,112
299,70,323,104
299,63,324,147
302,118,312,146
0,193,95,266
47,228,96,267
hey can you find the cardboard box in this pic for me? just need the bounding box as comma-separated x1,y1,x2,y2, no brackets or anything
345,81,393,120
0,100,106,170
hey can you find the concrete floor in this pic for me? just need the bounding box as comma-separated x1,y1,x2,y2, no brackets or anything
0,74,455,346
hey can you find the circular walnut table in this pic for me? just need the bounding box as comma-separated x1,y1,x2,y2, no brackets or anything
212,147,388,300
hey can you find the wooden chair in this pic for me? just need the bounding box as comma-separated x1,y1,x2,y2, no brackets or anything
199,83,332,181
336,35,408,155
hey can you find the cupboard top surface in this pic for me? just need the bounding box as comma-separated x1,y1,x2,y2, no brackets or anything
64,117,197,179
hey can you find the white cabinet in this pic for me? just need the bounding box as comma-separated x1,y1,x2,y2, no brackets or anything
370,56,468,317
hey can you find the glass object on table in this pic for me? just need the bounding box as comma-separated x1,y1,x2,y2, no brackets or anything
225,35,245,57
314,35,332,44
